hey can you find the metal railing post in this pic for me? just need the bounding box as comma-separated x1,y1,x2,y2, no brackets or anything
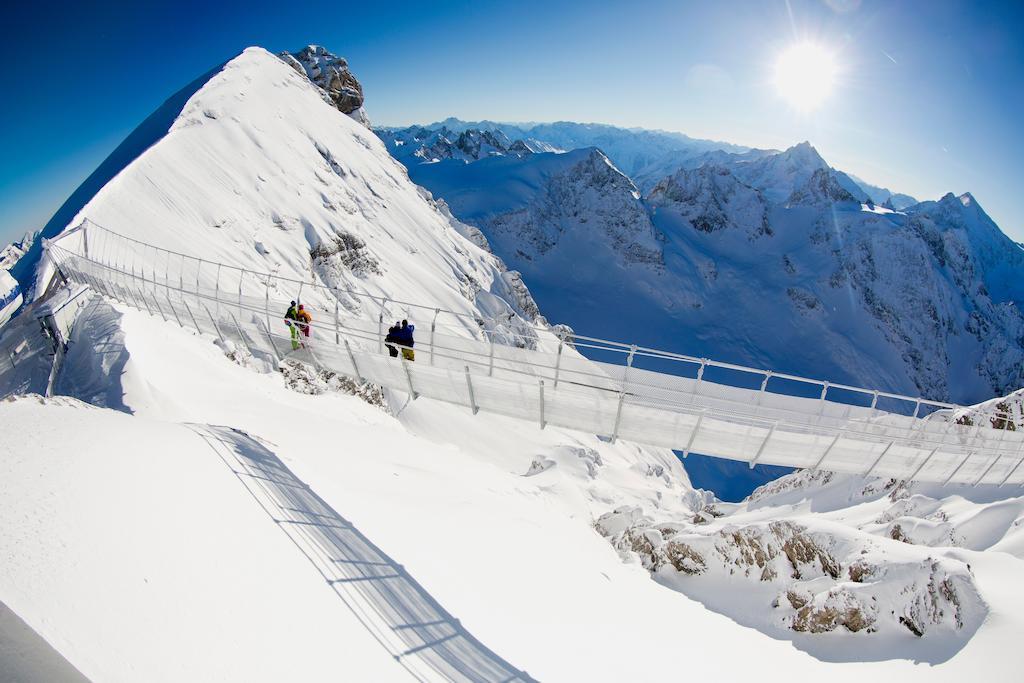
690,359,707,405
553,334,564,388
379,298,388,353
465,366,479,415
488,334,495,377
264,276,271,334
334,295,340,345
429,308,439,365
539,380,546,430
210,263,218,317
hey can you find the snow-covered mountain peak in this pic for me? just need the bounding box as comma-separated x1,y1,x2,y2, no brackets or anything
786,167,863,206
278,44,368,127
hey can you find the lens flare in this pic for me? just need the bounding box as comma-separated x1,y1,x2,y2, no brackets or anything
774,42,837,111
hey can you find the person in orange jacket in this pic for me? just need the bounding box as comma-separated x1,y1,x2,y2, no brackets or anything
295,304,312,345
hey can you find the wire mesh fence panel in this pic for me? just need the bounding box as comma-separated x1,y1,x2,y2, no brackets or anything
43,232,1024,486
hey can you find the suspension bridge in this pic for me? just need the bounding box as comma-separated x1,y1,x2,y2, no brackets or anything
34,220,1024,487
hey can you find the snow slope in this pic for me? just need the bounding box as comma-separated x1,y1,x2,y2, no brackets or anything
3,43,1024,682
5,292,1023,681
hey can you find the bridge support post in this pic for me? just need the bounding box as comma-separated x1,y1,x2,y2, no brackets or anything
973,423,1012,486
465,366,479,415
343,339,362,382
148,291,168,322
182,299,202,334
403,357,418,400
749,421,778,469
864,441,895,477
907,446,941,482
999,444,1024,487
228,310,250,354
259,320,281,365
164,292,183,328
681,410,706,458
132,267,153,316
942,450,974,486
201,303,226,342
811,433,842,470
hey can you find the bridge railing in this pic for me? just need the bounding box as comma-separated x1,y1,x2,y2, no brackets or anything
42,224,1024,486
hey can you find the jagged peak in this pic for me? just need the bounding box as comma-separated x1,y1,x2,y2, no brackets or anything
777,140,827,167
278,44,367,126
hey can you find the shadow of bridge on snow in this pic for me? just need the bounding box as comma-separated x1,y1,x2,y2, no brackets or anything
188,424,534,683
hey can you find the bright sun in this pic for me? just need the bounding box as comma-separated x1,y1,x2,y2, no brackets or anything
774,42,837,111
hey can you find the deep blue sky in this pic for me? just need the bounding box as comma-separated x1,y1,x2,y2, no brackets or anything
2,0,1023,246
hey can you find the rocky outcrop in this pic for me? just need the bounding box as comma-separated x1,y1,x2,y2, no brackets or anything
647,165,771,240
786,168,862,206
280,45,369,127
596,505,984,637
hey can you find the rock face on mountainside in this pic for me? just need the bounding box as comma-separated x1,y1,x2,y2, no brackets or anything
648,165,772,239
279,45,369,127
483,149,663,267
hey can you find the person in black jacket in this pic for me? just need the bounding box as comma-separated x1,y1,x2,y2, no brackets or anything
398,319,415,361
384,321,400,358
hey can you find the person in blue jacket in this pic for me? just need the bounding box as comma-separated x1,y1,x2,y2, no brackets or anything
398,319,415,361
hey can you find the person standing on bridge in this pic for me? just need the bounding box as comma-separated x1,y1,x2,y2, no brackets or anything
398,319,415,361
385,321,401,358
296,304,313,347
284,301,300,350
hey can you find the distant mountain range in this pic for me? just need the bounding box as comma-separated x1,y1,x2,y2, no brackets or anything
377,118,1024,499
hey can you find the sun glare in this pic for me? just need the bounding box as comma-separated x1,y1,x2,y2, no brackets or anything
774,42,837,111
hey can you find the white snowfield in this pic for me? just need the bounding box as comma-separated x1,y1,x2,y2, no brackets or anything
45,224,1024,487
